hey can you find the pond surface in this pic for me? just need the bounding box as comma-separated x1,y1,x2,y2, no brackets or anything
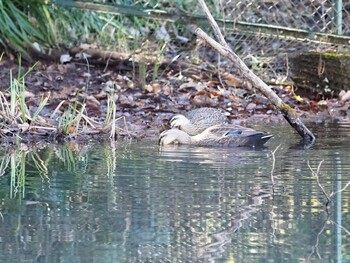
0,122,350,263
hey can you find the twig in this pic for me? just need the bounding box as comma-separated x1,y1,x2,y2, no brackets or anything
103,52,113,73
307,160,330,202
82,53,91,94
217,56,226,92
197,0,228,47
29,126,57,131
308,159,350,217
50,100,66,119
110,99,116,140
331,219,350,236
270,144,281,186
330,180,350,198
307,216,328,261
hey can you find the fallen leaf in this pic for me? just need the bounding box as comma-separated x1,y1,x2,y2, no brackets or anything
222,72,244,86
24,91,35,98
86,95,101,105
295,95,303,101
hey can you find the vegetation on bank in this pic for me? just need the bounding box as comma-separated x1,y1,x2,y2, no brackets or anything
0,0,177,142
1,0,349,145
0,0,196,60
0,54,129,142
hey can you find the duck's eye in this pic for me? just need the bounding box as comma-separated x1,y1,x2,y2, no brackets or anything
225,130,242,136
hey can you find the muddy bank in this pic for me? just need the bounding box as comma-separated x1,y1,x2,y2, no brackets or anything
0,53,348,145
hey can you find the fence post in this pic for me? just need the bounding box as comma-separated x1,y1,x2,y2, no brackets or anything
333,0,343,35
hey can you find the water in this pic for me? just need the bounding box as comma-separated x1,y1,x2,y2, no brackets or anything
0,122,349,263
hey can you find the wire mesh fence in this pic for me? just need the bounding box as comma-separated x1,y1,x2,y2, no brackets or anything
112,0,350,35
223,0,349,35
187,0,350,80
214,0,350,79
57,0,350,79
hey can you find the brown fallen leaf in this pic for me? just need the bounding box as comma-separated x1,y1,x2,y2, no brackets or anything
222,72,244,86
86,95,101,106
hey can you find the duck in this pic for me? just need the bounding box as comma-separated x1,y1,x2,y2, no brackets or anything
159,124,273,147
169,107,228,136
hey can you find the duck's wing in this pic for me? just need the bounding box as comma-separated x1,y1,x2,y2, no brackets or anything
185,108,228,127
206,124,273,147
206,124,255,136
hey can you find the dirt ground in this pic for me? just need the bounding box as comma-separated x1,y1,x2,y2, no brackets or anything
0,52,348,144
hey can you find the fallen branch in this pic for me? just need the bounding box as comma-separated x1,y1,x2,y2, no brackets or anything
196,0,316,145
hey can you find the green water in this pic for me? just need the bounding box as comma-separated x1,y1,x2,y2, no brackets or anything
0,122,349,263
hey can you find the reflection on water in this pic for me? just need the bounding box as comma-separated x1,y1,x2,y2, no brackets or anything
0,122,350,262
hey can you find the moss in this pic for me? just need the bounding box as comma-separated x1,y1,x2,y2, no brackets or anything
309,51,350,59
277,103,298,119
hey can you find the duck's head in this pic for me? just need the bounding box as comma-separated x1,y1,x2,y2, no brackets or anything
169,114,190,130
159,128,191,145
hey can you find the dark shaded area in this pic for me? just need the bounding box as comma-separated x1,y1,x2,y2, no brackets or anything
290,51,350,98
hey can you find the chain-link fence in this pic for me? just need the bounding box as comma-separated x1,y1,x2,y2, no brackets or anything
215,0,350,79
223,0,349,35
57,0,350,79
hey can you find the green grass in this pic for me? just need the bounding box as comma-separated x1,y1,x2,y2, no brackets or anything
0,56,125,140
0,0,57,56
58,101,80,135
0,59,48,126
0,0,207,59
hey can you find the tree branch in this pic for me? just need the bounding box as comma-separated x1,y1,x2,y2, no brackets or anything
196,0,316,145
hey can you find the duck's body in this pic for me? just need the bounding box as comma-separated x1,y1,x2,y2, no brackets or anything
159,124,273,147
170,107,228,136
